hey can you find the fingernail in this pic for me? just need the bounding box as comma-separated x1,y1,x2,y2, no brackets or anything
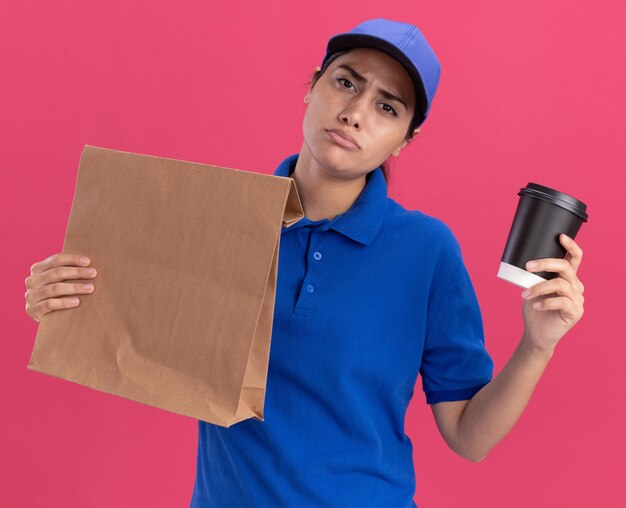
521,289,531,298
80,257,91,265
526,261,537,269
561,234,570,243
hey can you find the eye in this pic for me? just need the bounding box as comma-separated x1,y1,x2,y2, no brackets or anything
336,77,398,116
337,77,355,90
380,104,398,116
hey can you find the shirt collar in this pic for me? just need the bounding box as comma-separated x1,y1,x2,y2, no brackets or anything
273,153,388,245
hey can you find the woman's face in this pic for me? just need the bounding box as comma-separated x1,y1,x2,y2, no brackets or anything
302,47,417,180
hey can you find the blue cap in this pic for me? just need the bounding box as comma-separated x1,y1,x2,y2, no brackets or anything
321,18,441,128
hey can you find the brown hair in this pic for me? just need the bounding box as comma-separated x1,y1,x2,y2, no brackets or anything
305,49,421,185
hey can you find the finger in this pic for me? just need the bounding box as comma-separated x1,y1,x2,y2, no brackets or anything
30,253,91,275
526,258,582,294
27,281,95,304
31,296,82,320
522,277,583,307
30,265,97,290
559,234,583,273
531,295,581,320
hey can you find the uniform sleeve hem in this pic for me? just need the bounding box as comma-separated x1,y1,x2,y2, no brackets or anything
425,380,491,405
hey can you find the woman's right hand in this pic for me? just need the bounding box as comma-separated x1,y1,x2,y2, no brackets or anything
24,253,98,323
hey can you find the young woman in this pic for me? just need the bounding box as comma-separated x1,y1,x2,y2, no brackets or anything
24,18,585,508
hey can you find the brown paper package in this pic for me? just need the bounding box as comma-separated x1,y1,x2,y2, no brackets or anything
27,145,304,427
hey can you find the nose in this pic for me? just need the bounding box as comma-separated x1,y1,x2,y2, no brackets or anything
339,94,370,129
340,114,358,128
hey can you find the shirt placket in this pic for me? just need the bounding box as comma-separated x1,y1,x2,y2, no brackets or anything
293,221,329,317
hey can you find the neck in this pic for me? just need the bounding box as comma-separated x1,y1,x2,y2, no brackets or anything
291,144,367,222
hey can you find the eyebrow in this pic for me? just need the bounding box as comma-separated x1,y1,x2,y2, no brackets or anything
335,64,408,111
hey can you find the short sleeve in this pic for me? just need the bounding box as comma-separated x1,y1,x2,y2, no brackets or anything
420,255,494,405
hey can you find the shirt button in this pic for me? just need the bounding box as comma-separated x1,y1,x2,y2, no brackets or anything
307,284,315,293
313,251,322,260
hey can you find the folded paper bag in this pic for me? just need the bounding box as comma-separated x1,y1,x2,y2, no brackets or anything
27,144,304,427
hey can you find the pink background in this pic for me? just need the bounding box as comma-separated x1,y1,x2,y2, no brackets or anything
3,1,624,506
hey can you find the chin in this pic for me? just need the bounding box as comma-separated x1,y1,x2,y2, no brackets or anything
303,131,366,179
316,147,356,176
321,132,361,160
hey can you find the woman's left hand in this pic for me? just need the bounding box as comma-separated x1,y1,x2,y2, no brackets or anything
520,233,585,355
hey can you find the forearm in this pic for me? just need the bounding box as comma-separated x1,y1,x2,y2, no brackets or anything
454,335,554,461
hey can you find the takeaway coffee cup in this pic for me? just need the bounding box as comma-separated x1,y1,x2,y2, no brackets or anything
497,183,588,289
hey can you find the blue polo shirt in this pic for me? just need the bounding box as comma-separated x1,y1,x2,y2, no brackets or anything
190,154,494,508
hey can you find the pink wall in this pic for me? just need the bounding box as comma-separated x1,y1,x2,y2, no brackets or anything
3,1,624,506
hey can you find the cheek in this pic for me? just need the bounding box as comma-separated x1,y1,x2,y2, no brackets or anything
301,104,316,139
377,123,408,148
368,123,401,144
302,97,329,136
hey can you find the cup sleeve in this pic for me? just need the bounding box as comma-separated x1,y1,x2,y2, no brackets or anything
420,256,494,405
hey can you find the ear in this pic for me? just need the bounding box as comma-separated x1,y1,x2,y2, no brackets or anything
304,66,322,103
391,128,420,157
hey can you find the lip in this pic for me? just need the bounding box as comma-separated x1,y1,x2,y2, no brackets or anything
325,129,360,150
